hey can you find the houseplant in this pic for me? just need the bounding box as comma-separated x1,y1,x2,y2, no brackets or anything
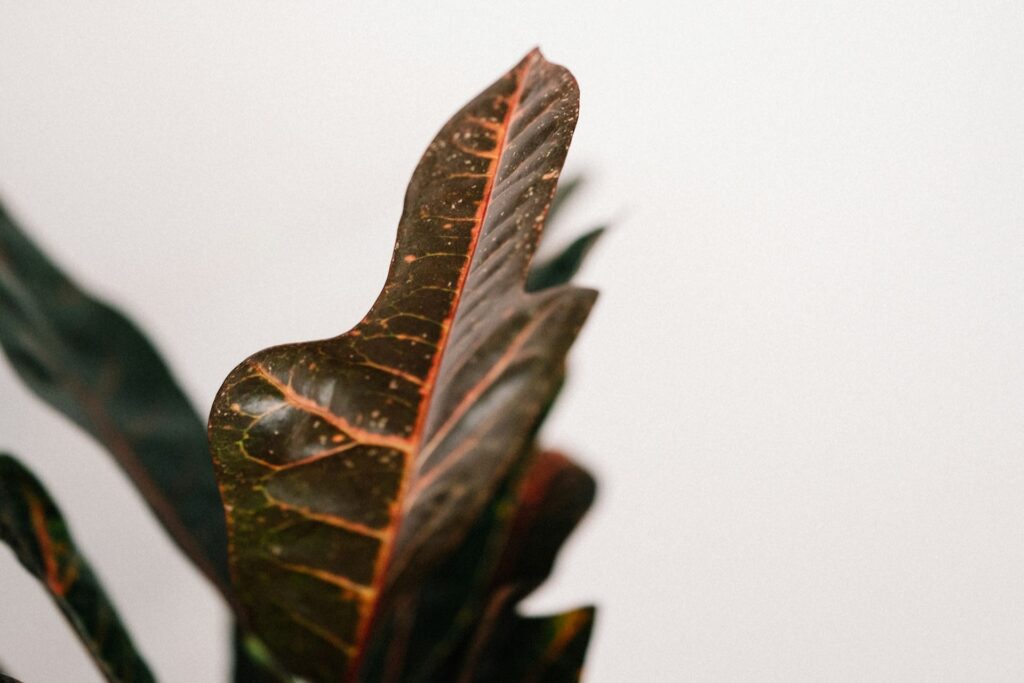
0,49,601,683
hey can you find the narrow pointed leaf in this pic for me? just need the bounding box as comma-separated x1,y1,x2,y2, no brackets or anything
209,49,594,681
526,227,605,292
0,202,230,594
0,454,155,683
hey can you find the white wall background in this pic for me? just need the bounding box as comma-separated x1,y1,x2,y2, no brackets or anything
2,2,1023,681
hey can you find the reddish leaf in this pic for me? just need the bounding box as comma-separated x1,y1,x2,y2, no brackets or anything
209,49,594,681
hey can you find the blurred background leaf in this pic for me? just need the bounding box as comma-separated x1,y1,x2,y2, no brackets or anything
0,454,155,683
0,200,230,596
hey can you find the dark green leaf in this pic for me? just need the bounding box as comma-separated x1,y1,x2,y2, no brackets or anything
0,202,230,594
0,454,155,683
527,227,605,292
209,49,594,682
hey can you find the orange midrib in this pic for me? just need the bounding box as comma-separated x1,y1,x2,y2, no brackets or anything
28,493,66,596
346,52,540,681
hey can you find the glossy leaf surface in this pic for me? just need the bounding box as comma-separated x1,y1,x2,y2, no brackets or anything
384,49,594,590
209,49,594,681
0,454,155,683
0,202,230,594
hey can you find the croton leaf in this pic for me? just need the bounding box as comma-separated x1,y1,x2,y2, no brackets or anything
0,454,155,683
361,169,601,681
0,202,230,595
209,49,595,681
361,448,596,683
385,50,594,586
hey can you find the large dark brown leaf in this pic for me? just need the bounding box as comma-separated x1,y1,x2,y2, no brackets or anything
209,49,594,681
361,169,602,682
0,454,155,683
384,53,593,589
366,174,603,682
0,202,230,595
